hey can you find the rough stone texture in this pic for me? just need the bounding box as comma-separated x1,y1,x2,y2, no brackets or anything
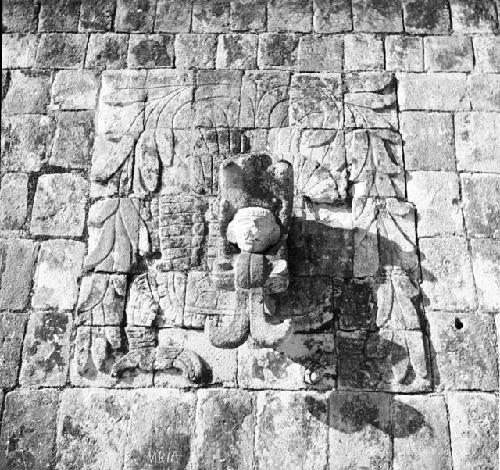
0,312,29,388
469,73,500,111
0,390,59,469
1,0,39,32
1,33,38,68
115,0,156,32
298,35,343,72
258,33,300,69
344,34,384,71
402,0,450,33
0,239,38,311
420,237,476,311
385,36,423,72
352,0,403,32
0,173,29,231
2,70,51,115
85,33,129,69
32,240,85,311
447,392,499,470
424,36,473,72
473,36,500,72
31,174,87,237
471,239,500,311
461,174,500,238
230,0,266,31
268,0,312,32
216,34,258,69
39,0,80,32
35,33,87,69
192,0,230,33
450,0,497,33
79,0,115,31
313,0,352,32
175,34,217,69
155,0,192,32
52,70,99,110
455,112,500,172
428,311,498,391
128,33,174,68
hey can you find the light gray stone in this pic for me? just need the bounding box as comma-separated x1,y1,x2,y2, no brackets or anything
35,33,87,69
192,0,230,32
2,70,51,115
0,312,29,388
344,34,384,71
216,33,258,69
450,0,497,33
267,0,312,32
229,0,266,31
1,33,38,68
85,33,129,69
473,35,500,72
298,35,343,72
174,34,217,69
0,173,29,231
52,70,99,110
313,0,352,32
424,36,473,72
471,239,500,311
385,36,423,72
352,0,403,32
155,0,192,32
470,73,500,111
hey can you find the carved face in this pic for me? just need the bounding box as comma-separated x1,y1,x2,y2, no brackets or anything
227,207,280,253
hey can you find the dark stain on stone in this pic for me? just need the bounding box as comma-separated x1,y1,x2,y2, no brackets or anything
125,0,151,30
131,38,172,67
129,434,190,470
62,415,85,439
405,0,447,30
222,36,244,65
97,38,123,63
104,396,123,419
265,35,297,66
252,351,289,380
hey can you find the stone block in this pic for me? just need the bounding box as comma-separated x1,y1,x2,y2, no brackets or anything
174,34,217,69
424,36,473,72
52,70,99,110
0,239,38,311
79,0,115,31
35,33,87,69
2,70,51,115
1,70,9,100
455,112,500,172
115,0,156,32
31,174,87,237
216,33,257,69
313,0,352,32
420,237,476,311
461,174,500,238
229,0,266,31
255,391,328,469
329,392,391,469
191,390,254,470
400,111,455,170
2,0,38,32
85,33,129,69
19,311,72,387
385,36,423,72
0,312,29,388
268,0,312,32
469,73,500,110
352,198,379,277
32,240,85,311
258,33,300,69
298,35,343,72
471,239,500,311
428,311,498,391
402,0,450,33
1,33,38,68
450,0,497,33
192,0,230,32
0,390,59,469
398,72,470,110
0,173,29,231
473,35,500,72
154,271,186,327
128,33,174,68
392,395,452,470
352,0,403,32
155,0,192,32
447,392,499,470
39,0,80,31
407,171,463,237
344,34,384,71
335,279,374,330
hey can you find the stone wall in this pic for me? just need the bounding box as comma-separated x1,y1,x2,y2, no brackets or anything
1,0,499,469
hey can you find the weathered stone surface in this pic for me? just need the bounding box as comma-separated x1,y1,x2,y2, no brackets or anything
424,36,473,72
420,237,476,311
154,271,186,327
255,391,328,469
39,0,80,31
344,34,384,71
400,111,455,170
0,312,28,388
50,111,94,168
1,0,38,32
428,311,498,390
402,0,450,33
35,33,87,69
461,174,500,238
268,0,312,32
128,33,174,68
352,0,403,32
473,36,500,72
85,33,129,69
31,174,87,237
407,171,463,237
297,34,343,72
216,33,257,69
19,311,72,386
393,395,452,470
32,240,85,310
335,279,374,330
471,239,500,311
155,0,192,32
352,198,379,277
313,0,352,32
230,0,266,31
79,0,115,31
0,390,59,469
191,390,254,469
52,70,99,110
115,0,156,32
1,114,54,172
329,392,391,469
398,73,470,111
192,0,230,32
1,70,9,100
2,70,51,115
124,389,196,469
450,0,497,33
174,33,217,69
385,36,423,72
0,173,29,231
447,392,499,470
469,73,500,110
1,33,38,68
0,239,38,311
258,33,300,69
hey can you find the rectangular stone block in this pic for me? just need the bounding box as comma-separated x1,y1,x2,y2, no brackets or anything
258,33,300,69
352,197,379,277
385,36,423,72
35,33,87,69
216,33,257,69
450,0,497,33
471,239,500,311
192,0,230,32
1,33,38,68
2,0,38,32
352,0,403,32
469,73,500,110
229,0,266,31
424,35,473,71
2,70,51,115
79,0,115,31
402,0,450,33
85,33,129,69
115,0,156,32
344,34,384,71
155,271,186,327
39,0,80,31
174,34,217,69
0,173,29,231
268,0,312,32
473,35,500,72
0,312,28,388
335,279,375,330
127,33,174,68
313,0,352,32
297,34,343,72
52,70,99,110
155,0,192,32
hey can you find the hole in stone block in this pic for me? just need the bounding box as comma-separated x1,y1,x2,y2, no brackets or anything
454,318,463,330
